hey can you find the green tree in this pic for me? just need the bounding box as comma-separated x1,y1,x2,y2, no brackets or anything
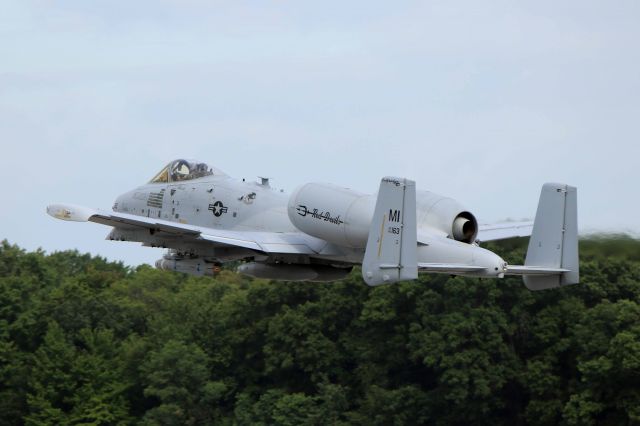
140,339,225,424
1,236,640,424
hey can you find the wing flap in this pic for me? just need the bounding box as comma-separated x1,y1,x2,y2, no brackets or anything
258,243,316,254
477,221,533,242
199,231,321,254
199,233,263,251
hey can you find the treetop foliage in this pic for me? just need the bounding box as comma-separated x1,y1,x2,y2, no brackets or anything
0,236,639,425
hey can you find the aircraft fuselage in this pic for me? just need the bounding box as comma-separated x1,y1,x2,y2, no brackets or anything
111,169,505,279
47,159,579,289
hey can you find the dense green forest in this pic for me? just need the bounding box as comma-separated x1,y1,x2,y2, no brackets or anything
1,236,639,425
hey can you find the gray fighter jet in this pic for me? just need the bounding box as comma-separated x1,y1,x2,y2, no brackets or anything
47,159,578,290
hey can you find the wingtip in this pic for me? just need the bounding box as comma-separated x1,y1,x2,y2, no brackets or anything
46,203,96,222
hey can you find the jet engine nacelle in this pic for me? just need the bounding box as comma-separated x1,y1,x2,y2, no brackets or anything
288,182,478,246
238,262,352,282
288,183,375,248
416,191,478,243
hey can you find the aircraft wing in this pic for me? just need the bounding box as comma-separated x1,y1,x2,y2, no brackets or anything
476,221,533,242
46,203,325,255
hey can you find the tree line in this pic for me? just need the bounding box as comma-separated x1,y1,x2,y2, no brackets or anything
0,236,639,425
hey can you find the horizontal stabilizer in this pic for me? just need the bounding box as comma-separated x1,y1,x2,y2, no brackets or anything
506,265,569,275
418,263,486,273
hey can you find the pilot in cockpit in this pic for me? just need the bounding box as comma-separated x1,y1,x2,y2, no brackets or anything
170,160,191,182
149,159,216,184
194,162,208,174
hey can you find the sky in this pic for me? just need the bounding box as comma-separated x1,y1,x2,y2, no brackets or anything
1,1,639,267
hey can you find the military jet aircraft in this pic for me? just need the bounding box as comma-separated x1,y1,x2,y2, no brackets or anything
47,158,578,290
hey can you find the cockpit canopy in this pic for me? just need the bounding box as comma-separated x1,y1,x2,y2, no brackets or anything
149,159,218,184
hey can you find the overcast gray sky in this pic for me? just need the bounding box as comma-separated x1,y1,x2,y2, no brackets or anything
1,1,639,266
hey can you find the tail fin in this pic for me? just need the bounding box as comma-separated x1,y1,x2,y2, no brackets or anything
521,183,579,290
362,177,418,286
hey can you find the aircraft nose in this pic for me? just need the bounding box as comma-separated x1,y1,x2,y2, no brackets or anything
112,191,131,212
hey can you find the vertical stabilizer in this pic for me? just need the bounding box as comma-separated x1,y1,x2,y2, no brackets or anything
362,177,418,286
523,183,579,290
